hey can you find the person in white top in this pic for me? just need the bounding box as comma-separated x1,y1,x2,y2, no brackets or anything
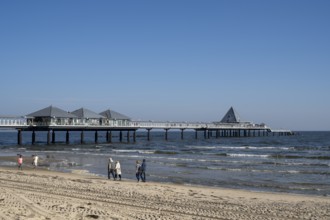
33,155,38,169
115,161,122,181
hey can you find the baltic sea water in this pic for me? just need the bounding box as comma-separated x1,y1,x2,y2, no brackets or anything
0,130,329,196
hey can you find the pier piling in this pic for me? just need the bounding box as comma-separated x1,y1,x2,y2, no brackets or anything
32,130,36,145
95,131,98,144
147,129,151,141
17,130,22,145
52,131,55,144
66,131,70,144
81,131,84,144
47,130,51,145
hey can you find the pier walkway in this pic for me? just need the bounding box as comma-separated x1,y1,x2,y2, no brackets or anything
0,116,293,145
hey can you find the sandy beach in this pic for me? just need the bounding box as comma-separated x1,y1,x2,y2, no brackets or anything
0,165,329,220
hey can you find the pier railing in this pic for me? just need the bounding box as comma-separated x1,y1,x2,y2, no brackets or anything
0,116,271,131
0,117,27,127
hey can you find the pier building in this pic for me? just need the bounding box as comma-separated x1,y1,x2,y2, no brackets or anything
99,109,131,127
26,106,77,126
71,108,106,126
0,106,293,145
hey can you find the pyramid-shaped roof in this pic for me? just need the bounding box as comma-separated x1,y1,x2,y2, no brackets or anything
220,107,241,123
71,108,105,119
99,109,131,120
26,106,77,118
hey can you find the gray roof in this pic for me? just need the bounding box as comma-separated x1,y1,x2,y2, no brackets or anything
26,106,77,118
99,109,131,120
220,107,241,123
71,108,105,119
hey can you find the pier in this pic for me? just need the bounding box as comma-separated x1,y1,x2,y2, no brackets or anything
0,106,293,145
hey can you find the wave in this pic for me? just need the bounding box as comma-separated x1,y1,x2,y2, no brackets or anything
111,149,155,154
227,153,269,158
216,146,291,150
188,146,217,149
270,155,330,160
203,167,330,176
154,150,178,155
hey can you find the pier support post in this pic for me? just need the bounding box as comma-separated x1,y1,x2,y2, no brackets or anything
95,131,98,144
32,130,36,145
81,131,84,144
66,130,70,144
109,131,112,143
133,130,136,143
147,129,151,141
195,130,198,139
204,130,207,139
17,130,22,145
52,131,56,144
47,130,51,145
127,131,130,142
165,129,169,141
181,129,185,140
119,131,123,142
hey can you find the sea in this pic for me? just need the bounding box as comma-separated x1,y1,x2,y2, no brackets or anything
0,130,329,197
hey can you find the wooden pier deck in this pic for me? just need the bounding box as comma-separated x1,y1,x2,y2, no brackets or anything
0,116,293,145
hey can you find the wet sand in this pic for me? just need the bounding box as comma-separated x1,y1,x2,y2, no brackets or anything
0,164,329,220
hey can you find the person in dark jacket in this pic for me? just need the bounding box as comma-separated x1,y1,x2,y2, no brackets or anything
135,160,142,182
108,158,115,180
140,159,146,182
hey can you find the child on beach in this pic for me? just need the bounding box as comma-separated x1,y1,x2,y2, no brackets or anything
17,154,23,170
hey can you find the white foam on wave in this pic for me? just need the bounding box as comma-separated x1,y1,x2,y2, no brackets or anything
112,149,155,154
214,145,292,150
219,146,248,150
228,153,269,158
279,170,300,174
189,146,217,149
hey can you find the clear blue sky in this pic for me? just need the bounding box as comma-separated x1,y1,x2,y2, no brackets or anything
1,0,329,131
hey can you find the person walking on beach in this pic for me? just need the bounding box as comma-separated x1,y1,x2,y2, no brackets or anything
115,161,122,181
140,159,146,182
107,158,115,180
32,155,39,169
135,160,142,182
17,154,23,170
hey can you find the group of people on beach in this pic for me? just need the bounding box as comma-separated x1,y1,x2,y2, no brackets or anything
107,158,147,182
107,158,122,180
135,159,146,182
17,154,146,182
16,154,38,170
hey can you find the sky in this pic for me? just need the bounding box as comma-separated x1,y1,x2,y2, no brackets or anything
0,0,329,131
